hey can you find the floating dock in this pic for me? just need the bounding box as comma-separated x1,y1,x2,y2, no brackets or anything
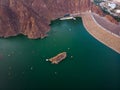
60,16,76,20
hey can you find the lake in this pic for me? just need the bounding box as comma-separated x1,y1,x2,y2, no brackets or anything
0,18,120,89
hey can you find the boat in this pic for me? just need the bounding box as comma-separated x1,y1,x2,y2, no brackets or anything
48,52,67,64
60,16,76,20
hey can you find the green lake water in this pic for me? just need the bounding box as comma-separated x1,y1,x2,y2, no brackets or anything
0,18,120,89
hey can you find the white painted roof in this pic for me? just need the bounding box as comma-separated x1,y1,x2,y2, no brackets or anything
115,9,120,13
108,3,116,9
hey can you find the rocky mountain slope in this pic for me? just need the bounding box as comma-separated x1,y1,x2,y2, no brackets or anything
91,1,119,24
0,0,91,39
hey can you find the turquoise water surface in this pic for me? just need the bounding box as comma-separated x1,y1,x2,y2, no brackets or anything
0,18,120,89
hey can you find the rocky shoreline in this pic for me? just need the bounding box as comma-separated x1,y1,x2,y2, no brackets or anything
0,0,91,39
0,0,120,54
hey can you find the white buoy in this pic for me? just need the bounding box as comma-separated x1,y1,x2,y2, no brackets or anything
68,48,70,50
69,29,71,31
46,59,49,61
71,56,73,58
8,54,11,57
30,66,33,70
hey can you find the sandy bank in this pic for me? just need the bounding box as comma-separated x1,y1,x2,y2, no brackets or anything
82,12,120,54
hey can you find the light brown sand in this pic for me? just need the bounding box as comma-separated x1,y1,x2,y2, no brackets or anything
82,12,120,54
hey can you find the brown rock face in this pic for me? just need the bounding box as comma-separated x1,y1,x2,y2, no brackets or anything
0,0,91,39
91,4,104,16
105,15,119,25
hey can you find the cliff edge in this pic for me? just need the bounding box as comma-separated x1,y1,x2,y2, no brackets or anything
0,0,91,39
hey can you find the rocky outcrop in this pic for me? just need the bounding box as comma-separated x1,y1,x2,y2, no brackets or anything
91,4,119,25
91,4,104,16
0,0,91,39
105,15,119,25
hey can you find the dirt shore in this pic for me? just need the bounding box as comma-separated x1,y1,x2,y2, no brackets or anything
82,12,120,54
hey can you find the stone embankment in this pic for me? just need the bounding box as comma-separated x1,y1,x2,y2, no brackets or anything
82,12,120,54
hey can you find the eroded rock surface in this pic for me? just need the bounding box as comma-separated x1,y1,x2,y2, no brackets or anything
91,4,104,16
0,0,91,39
105,15,119,25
